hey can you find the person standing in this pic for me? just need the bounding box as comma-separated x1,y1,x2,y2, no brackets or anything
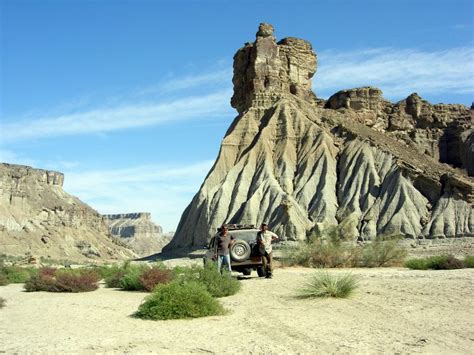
256,223,279,278
216,226,234,274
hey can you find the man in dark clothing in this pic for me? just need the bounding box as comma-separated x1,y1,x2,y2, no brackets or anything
215,226,234,274
256,223,279,278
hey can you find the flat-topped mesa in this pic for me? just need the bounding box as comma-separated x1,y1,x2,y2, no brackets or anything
231,23,317,114
103,213,151,221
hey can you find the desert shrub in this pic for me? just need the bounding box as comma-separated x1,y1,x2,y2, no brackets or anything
119,264,150,291
101,264,129,288
139,266,174,292
0,270,10,286
405,255,466,270
283,231,407,268
464,255,474,268
282,239,361,268
430,255,465,270
360,237,407,267
134,281,225,320
298,271,359,298
0,297,5,308
404,258,429,270
0,266,37,283
24,267,100,292
173,263,240,298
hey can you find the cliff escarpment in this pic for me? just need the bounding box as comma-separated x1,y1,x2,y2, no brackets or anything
0,163,135,261
165,23,473,250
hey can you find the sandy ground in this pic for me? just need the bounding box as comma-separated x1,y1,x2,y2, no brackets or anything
1,266,473,354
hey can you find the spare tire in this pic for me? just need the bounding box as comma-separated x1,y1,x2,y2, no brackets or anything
230,240,251,262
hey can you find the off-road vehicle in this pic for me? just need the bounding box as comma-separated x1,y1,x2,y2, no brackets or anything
204,224,266,277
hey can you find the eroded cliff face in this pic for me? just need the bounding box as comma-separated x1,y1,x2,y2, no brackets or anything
0,163,135,261
165,23,474,250
104,213,171,257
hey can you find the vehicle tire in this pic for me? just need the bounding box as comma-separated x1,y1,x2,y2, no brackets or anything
257,266,266,278
242,268,252,276
230,240,251,262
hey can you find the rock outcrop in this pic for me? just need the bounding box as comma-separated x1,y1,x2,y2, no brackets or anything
104,213,171,257
165,23,474,250
0,163,135,261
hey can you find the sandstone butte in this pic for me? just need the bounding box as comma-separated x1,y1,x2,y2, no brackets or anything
103,213,172,257
165,23,473,250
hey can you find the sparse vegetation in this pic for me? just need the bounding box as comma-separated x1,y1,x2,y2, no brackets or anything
139,266,174,292
119,264,150,291
24,267,100,292
0,266,37,284
283,230,406,268
174,263,240,298
134,281,225,320
0,297,5,308
360,236,407,267
298,271,359,298
405,255,466,270
464,255,474,268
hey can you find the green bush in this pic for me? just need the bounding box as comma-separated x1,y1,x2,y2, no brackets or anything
134,281,225,320
283,232,407,268
405,258,429,270
102,264,128,288
119,264,150,291
24,267,100,292
0,266,37,283
464,255,474,268
0,297,5,308
361,237,407,267
174,263,240,298
298,271,359,298
405,255,466,270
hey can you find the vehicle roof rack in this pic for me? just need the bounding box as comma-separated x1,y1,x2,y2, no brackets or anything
217,224,256,231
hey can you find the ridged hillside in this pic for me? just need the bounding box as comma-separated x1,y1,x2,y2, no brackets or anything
165,23,473,249
0,163,136,261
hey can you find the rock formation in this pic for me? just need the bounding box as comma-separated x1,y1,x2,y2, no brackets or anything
165,23,473,250
103,213,171,257
0,163,135,261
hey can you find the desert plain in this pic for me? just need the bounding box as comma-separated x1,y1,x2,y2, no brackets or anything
1,260,473,354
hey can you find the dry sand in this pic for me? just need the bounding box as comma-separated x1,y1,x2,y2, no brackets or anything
1,266,473,354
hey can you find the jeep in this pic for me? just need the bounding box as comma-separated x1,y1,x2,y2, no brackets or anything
204,224,266,277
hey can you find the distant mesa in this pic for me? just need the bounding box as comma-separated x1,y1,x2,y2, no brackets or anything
103,213,172,257
0,163,136,262
165,23,473,250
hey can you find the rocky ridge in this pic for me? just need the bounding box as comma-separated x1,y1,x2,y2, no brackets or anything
104,213,171,257
165,23,473,250
0,163,135,261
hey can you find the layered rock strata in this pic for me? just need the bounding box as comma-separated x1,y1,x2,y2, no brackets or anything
104,213,171,257
0,163,135,261
165,23,473,249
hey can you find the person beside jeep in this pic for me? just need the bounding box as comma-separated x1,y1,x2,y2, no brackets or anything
215,226,234,274
256,223,279,279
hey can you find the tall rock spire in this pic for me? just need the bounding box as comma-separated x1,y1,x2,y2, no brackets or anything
231,23,317,114
164,24,473,251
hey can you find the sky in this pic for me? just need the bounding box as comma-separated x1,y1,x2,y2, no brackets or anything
1,0,473,232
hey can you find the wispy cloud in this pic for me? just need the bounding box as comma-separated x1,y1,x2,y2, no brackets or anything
314,47,474,99
1,90,233,143
64,160,214,232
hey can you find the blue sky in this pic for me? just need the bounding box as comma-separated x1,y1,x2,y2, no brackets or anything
1,0,473,231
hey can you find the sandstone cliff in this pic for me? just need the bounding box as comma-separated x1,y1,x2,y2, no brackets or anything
165,23,473,250
104,213,171,257
0,163,135,261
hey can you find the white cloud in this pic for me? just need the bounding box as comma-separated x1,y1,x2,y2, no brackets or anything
1,89,233,143
63,161,214,232
314,46,474,100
